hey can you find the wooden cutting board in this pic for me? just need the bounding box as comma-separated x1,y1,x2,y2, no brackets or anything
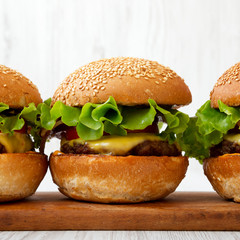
0,191,240,231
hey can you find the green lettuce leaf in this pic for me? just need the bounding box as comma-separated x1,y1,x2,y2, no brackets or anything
148,99,189,144
0,115,24,133
121,103,156,130
0,102,42,148
38,97,189,143
38,102,56,130
51,101,81,127
0,103,40,132
76,122,103,140
104,121,127,136
0,103,9,113
179,100,240,162
79,96,122,130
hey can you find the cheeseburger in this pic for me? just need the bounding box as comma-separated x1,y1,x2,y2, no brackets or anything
45,57,191,203
0,65,48,202
180,62,240,202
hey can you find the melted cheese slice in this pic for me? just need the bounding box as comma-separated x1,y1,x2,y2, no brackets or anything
224,134,240,145
0,132,33,153
61,133,162,155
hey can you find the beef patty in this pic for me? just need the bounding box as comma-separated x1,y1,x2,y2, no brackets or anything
210,140,240,157
0,143,6,153
61,140,181,156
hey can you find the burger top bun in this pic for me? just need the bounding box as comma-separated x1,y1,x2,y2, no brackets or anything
211,62,240,108
0,65,42,108
52,57,192,107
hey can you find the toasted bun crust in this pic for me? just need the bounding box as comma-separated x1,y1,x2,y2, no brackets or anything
0,65,42,108
204,154,240,202
52,57,192,107
0,152,48,202
210,62,240,108
50,153,188,203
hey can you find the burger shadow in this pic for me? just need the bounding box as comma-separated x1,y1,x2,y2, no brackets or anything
59,191,223,208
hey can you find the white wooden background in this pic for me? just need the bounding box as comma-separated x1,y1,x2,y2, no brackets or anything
1,0,240,238
1,0,240,193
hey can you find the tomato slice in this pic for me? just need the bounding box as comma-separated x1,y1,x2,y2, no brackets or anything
66,127,79,140
15,123,28,134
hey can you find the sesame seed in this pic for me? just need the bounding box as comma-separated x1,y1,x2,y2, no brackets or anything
52,57,184,106
214,62,240,87
0,64,37,90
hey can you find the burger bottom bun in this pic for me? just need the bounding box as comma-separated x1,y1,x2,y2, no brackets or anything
0,152,48,202
50,153,188,203
204,154,240,202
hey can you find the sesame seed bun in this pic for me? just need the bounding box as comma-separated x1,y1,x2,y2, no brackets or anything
0,65,42,108
210,62,240,108
203,154,240,202
0,152,48,202
50,153,188,203
52,57,192,107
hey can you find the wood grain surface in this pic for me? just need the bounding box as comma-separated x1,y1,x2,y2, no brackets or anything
0,191,240,231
